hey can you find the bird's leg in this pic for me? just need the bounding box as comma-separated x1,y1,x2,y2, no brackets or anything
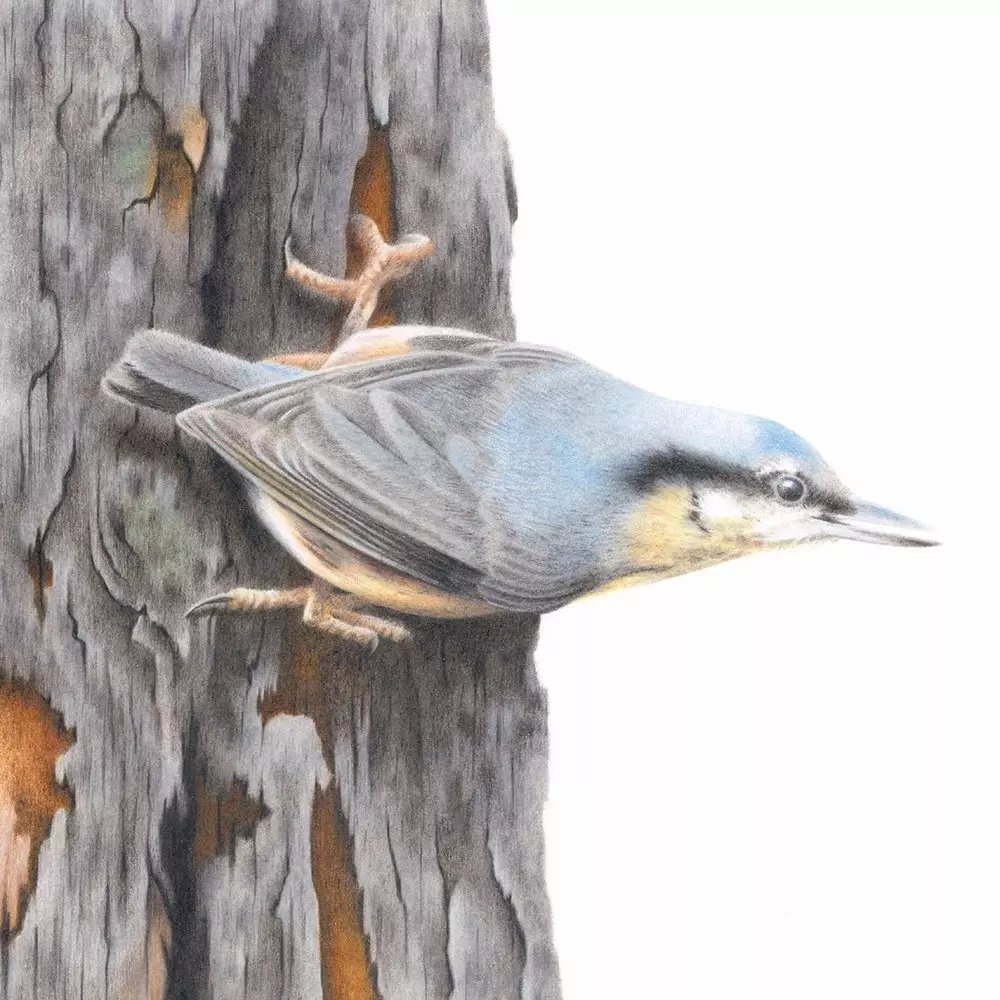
185,586,312,618
284,213,433,348
186,583,412,649
302,586,412,649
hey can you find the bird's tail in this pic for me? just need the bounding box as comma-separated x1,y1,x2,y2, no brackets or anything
102,329,297,414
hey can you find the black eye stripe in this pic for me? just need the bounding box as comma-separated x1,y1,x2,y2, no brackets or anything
627,451,759,493
628,450,853,514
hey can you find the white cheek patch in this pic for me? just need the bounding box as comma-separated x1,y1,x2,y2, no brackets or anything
759,507,828,543
698,486,828,544
697,488,748,522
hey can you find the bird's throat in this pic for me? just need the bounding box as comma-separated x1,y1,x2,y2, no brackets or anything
620,484,760,583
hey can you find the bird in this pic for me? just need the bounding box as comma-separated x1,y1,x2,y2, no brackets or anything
102,320,938,648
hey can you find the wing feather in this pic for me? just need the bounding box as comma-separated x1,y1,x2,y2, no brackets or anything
177,340,596,611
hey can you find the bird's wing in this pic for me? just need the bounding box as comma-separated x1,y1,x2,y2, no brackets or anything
177,343,597,612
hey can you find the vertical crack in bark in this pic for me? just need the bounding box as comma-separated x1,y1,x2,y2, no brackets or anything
32,0,50,97
384,815,407,951
27,535,53,625
121,169,160,232
184,0,202,72
500,131,518,225
54,79,73,229
27,190,64,444
432,826,456,999
266,167,278,345
87,508,142,625
313,47,333,242
26,437,76,624
121,0,145,90
487,829,528,1000
65,590,88,688
434,0,445,113
149,250,158,327
282,124,307,296
158,729,202,1000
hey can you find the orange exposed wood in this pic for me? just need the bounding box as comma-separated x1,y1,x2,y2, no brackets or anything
348,130,396,329
192,775,268,863
261,628,376,1000
350,130,393,248
111,882,171,1000
145,885,171,1000
0,677,73,936
180,107,209,173
158,139,195,235
312,783,376,1000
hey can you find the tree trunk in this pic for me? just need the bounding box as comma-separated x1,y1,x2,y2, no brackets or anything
0,1,559,998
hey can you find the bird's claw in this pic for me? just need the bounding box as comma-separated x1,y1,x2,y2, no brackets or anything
183,593,234,618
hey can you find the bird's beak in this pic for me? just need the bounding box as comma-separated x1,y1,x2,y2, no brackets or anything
819,501,939,547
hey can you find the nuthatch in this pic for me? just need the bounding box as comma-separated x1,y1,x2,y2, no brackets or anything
103,220,937,647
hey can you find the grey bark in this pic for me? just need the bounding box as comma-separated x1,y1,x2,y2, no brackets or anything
0,0,558,998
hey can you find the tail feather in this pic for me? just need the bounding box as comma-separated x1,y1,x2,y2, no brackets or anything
102,330,296,415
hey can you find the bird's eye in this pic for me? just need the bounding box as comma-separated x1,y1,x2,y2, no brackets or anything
773,474,807,504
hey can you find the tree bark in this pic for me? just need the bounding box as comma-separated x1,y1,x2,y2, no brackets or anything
0,1,559,998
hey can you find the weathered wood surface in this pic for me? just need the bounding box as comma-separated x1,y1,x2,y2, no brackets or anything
0,0,558,997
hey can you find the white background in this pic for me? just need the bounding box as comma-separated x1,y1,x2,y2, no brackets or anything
487,7,999,999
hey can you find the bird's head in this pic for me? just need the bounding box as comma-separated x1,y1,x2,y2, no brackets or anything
616,403,937,584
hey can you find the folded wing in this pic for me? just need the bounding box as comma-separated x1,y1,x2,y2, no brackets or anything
177,338,598,612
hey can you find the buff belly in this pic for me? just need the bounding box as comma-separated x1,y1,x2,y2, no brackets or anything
250,490,496,618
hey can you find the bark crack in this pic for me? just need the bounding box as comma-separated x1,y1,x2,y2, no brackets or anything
486,828,528,1000
37,435,76,545
184,0,202,72
54,79,73,228
100,5,164,154
121,169,160,233
384,815,408,953
65,585,88,671
89,488,143,621
435,0,445,112
282,125,306,288
432,826,456,999
27,191,63,432
122,0,144,90
32,0,50,97
313,48,333,242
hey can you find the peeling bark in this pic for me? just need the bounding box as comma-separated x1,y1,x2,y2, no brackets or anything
0,0,557,997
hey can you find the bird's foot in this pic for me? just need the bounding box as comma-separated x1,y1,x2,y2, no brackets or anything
302,589,412,650
284,213,433,345
185,586,313,617
185,583,412,650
